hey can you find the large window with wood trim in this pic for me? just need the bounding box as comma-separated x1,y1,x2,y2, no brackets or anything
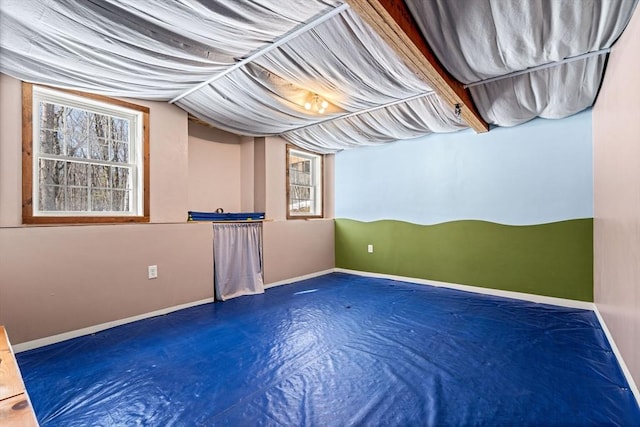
22,83,150,224
286,145,323,218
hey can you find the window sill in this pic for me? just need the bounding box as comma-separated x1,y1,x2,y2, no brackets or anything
22,216,150,225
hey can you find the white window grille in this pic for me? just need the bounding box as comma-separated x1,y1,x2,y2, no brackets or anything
287,146,323,218
32,86,144,217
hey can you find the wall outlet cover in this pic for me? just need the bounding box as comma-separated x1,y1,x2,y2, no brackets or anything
148,265,158,279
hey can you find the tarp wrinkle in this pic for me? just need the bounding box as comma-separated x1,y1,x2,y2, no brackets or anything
17,273,640,426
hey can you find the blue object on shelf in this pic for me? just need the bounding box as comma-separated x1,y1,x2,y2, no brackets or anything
188,211,265,221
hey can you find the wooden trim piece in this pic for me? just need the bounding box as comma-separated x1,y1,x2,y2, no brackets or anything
36,84,150,114
0,326,39,426
188,114,214,129
142,109,151,220
286,144,290,217
0,393,38,426
21,83,34,222
345,0,489,133
285,144,291,219
21,82,151,225
0,332,26,401
22,215,150,225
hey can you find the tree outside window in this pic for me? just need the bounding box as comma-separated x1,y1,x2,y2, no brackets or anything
22,83,149,224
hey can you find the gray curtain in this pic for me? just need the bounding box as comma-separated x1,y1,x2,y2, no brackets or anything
213,223,264,301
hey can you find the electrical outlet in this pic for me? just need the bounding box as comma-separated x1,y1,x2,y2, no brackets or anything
148,265,158,279
367,244,374,253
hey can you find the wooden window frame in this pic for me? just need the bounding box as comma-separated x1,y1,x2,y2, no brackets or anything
22,82,150,224
286,144,324,219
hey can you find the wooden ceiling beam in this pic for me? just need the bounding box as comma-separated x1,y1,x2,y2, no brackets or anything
345,0,489,133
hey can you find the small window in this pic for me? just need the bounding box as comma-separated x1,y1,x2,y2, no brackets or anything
22,83,149,224
286,145,323,218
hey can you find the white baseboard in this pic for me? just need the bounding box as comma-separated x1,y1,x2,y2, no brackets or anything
13,268,337,353
12,268,639,408
264,268,335,289
593,306,640,406
335,268,595,309
13,297,214,353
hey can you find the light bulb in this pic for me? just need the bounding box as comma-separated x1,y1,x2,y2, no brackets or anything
304,94,329,113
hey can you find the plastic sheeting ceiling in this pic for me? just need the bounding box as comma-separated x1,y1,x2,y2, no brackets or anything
17,273,640,426
2,1,637,153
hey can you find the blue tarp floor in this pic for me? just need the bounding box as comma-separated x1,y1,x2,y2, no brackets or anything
17,273,640,426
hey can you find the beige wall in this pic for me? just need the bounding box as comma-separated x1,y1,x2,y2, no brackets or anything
253,137,267,214
146,99,189,223
0,74,215,344
0,223,214,344
259,136,335,284
0,73,24,226
593,6,640,386
188,122,242,213
240,136,255,212
264,136,288,220
263,219,334,284
0,73,335,345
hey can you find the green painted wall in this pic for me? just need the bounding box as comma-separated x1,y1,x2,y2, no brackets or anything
335,219,594,301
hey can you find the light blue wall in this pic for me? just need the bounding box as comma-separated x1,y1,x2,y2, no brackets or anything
335,110,593,225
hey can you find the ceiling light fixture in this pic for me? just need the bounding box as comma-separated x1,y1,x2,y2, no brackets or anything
304,93,329,114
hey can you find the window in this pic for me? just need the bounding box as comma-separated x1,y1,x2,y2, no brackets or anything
286,145,323,218
22,83,149,224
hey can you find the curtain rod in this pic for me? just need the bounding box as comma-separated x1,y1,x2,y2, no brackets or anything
464,48,611,89
170,3,350,104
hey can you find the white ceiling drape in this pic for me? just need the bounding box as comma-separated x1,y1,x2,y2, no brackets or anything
0,0,341,99
1,0,637,152
176,8,458,145
469,55,607,126
406,0,638,126
284,94,467,153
